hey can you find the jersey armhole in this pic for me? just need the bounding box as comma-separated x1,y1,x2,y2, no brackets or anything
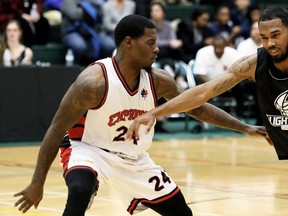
90,62,109,110
148,73,157,107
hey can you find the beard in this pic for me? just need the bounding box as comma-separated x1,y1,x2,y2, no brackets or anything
268,49,288,63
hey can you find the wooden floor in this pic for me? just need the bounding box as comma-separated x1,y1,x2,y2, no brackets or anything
1,136,288,216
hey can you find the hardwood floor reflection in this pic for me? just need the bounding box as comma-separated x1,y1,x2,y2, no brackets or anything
1,136,287,216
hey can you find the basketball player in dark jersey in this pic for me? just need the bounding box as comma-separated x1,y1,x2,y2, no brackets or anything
14,14,267,216
128,6,288,159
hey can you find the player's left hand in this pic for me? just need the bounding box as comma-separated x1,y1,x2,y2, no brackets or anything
244,125,273,146
126,112,156,141
14,182,43,213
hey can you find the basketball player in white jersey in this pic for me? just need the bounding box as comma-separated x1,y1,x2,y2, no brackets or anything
14,14,267,216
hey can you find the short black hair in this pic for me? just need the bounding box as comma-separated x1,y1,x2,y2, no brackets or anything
114,14,155,47
259,6,288,27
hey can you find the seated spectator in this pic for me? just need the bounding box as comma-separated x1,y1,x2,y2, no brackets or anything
102,0,136,36
149,1,188,89
150,1,183,61
102,0,136,55
208,5,240,46
150,1,183,133
248,4,262,24
60,0,115,66
229,0,252,47
177,9,214,63
0,19,33,66
0,0,50,46
193,35,247,120
237,21,261,57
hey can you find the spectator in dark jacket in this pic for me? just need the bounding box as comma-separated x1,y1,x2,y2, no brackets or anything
177,9,213,63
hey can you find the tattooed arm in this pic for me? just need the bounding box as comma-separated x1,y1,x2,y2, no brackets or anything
14,64,106,213
126,54,268,139
152,54,257,117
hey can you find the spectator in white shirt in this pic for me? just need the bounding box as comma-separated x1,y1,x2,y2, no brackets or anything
237,21,262,57
193,35,248,121
194,35,239,83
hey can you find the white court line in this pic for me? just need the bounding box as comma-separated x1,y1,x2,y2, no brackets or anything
0,201,97,216
1,200,223,216
0,190,122,204
44,190,122,203
1,192,222,216
0,201,62,213
0,192,15,195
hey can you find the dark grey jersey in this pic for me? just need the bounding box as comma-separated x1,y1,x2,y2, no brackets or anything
255,47,288,159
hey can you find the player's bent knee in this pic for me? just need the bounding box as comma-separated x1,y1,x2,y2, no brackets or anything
66,168,98,196
63,168,98,216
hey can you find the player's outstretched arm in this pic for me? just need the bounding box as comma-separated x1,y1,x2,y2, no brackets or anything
126,55,257,140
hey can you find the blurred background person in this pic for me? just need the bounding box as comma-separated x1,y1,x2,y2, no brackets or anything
0,19,33,66
237,21,261,57
101,0,135,55
193,35,239,83
102,0,136,36
149,1,188,89
149,0,182,133
60,0,114,66
150,1,183,63
193,35,249,120
0,0,50,47
208,4,240,47
229,0,255,47
177,9,214,63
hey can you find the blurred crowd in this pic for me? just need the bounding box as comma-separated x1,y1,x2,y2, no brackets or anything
0,0,266,131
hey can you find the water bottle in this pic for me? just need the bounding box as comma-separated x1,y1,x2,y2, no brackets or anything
3,50,12,67
30,3,39,18
65,49,74,66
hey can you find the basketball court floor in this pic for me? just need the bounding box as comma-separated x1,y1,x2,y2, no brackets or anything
1,132,288,216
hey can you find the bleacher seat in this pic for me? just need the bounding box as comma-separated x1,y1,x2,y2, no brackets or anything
32,24,67,65
32,43,67,65
165,4,215,21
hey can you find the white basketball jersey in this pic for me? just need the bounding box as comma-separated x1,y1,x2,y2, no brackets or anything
81,57,157,156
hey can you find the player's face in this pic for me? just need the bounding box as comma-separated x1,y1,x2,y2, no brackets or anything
259,18,288,62
133,28,159,69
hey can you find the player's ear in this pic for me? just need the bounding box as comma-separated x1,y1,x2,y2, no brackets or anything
124,36,133,49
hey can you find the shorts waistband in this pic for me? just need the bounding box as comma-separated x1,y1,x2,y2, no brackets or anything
100,148,138,160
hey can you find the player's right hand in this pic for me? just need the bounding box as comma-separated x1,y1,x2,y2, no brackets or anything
14,182,43,213
126,112,156,141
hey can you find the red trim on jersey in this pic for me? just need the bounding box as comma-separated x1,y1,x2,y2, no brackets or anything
90,62,109,110
127,187,180,214
112,57,138,96
148,73,157,107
